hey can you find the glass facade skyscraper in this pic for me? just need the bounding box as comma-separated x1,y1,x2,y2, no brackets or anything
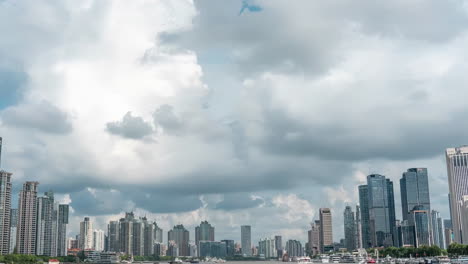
367,174,394,247
343,206,356,251
400,168,430,221
241,225,251,256
359,185,371,248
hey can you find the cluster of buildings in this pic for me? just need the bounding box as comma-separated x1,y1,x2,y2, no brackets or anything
3,139,468,259
0,138,70,257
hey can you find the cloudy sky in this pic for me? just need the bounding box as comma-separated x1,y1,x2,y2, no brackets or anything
0,0,467,244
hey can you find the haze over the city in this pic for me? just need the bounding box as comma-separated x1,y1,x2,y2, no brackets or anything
1,0,468,245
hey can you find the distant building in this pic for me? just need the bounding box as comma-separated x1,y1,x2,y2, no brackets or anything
168,225,190,256
68,237,78,249
355,205,362,249
9,208,17,254
36,191,56,256
221,240,235,257
0,168,13,255
167,241,179,257
308,220,320,255
17,181,39,255
107,221,119,252
446,146,468,243
80,217,94,250
241,225,252,256
358,185,370,248
258,238,275,258
366,174,395,247
195,221,215,255
57,204,69,256
94,229,105,251
199,241,227,258
285,240,303,257
400,168,431,220
343,206,356,251
319,208,333,252
432,210,446,249
410,206,431,247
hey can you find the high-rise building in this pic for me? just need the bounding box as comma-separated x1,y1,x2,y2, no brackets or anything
132,218,144,256
36,191,56,256
319,208,333,252
446,146,468,243
9,208,17,254
0,137,3,167
274,235,283,257
431,210,446,249
80,217,94,250
400,168,431,221
221,240,235,257
143,218,155,256
400,220,415,247
258,238,275,258
387,179,397,247
410,206,431,247
119,212,134,255
367,174,394,247
94,229,105,251
355,205,362,249
108,221,119,252
154,223,163,243
343,206,356,251
57,204,69,256
241,225,252,256
285,240,303,257
308,220,320,255
168,225,190,256
0,170,12,255
195,220,215,255
17,181,39,255
358,185,371,248
199,241,227,258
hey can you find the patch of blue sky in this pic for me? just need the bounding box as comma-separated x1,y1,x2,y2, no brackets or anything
0,69,27,110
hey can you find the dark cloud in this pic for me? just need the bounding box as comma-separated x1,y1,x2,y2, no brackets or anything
106,112,154,139
1,100,72,134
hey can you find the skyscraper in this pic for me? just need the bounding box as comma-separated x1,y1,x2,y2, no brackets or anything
57,204,69,256
195,220,215,252
0,137,3,167
80,217,94,250
119,212,134,255
319,208,333,252
343,206,356,251
36,191,56,256
410,206,431,247
367,174,394,247
285,240,303,257
241,225,252,256
154,223,163,243
387,179,397,246
168,225,190,256
94,229,105,251
431,210,446,249
355,205,362,249
17,181,39,255
9,208,17,254
108,220,120,252
258,238,275,258
309,220,320,255
446,146,468,243
0,170,12,255
400,168,431,221
358,185,371,248
221,240,235,257
132,218,144,256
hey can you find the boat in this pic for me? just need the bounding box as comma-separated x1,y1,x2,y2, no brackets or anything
330,255,341,263
367,258,376,264
170,258,183,264
321,255,330,263
435,256,450,264
342,254,356,263
452,256,468,264
295,257,314,264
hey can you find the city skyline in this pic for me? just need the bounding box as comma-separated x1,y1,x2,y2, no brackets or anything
2,0,468,253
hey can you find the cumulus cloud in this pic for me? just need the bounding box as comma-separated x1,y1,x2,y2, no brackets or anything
1,0,465,241
106,111,154,139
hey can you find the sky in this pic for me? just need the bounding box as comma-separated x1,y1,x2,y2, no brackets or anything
1,0,468,245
